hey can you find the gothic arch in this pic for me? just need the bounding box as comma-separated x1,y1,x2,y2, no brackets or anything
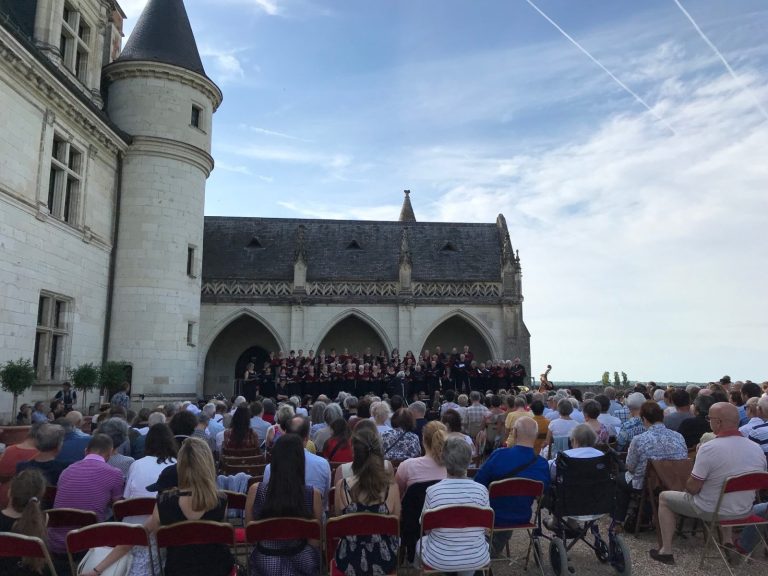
418,309,499,362
202,309,285,397
313,309,393,354
200,308,286,361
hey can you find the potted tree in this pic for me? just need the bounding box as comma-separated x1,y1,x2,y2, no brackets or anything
100,361,129,403
0,358,36,424
69,363,100,412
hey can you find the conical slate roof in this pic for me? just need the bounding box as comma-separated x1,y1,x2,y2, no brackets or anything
399,190,416,222
116,0,206,77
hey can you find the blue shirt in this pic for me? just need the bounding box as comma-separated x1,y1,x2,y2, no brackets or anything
474,446,550,526
262,449,331,505
738,405,748,427
56,431,91,465
617,416,645,451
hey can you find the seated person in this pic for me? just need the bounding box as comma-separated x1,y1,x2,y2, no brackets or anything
16,423,67,486
650,403,767,565
416,436,490,576
0,469,48,575
547,424,603,479
475,417,550,556
614,402,687,527
382,408,422,461
394,421,447,494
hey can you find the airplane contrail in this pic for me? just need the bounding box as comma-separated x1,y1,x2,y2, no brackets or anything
671,0,768,122
524,0,676,135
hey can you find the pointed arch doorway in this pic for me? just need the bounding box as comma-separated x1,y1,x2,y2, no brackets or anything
420,314,493,363
316,315,388,356
204,314,281,397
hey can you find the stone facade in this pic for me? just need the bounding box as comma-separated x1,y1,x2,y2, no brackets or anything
0,0,530,420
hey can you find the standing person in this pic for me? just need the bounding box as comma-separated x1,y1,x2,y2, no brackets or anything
245,434,322,576
111,382,131,410
509,358,527,391
54,381,77,412
0,469,48,575
333,426,401,575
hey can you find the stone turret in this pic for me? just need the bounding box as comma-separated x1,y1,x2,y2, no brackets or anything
103,0,222,398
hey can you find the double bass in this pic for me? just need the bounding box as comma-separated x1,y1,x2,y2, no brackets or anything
539,364,553,392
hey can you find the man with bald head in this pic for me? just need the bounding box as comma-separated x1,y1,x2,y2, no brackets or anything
650,402,766,565
475,417,550,555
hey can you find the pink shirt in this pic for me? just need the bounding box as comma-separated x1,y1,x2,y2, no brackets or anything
395,455,447,496
49,454,124,552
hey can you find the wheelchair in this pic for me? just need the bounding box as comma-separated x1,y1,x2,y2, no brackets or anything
537,452,631,576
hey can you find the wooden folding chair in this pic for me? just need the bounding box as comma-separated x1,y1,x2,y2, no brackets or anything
46,508,98,529
113,497,157,521
221,462,267,477
221,447,261,458
419,504,494,575
67,522,152,576
325,513,400,575
700,471,768,576
220,454,266,468
0,532,58,576
488,478,545,574
637,459,694,543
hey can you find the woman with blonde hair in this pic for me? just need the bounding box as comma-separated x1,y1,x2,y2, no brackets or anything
334,425,400,575
395,420,448,494
0,469,48,574
82,438,234,576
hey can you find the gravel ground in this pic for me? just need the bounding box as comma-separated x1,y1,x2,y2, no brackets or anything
398,524,768,575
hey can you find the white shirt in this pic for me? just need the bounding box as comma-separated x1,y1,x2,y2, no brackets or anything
597,413,622,437
548,418,579,438
548,446,604,478
124,456,176,499
740,417,765,436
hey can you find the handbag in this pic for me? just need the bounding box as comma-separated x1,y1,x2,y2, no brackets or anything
78,547,132,576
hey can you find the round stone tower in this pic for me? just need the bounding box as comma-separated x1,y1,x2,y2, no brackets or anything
103,0,222,400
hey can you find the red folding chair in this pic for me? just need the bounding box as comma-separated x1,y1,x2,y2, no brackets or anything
66,522,153,576
46,508,98,528
157,521,237,576
700,471,768,575
113,497,157,521
325,513,400,575
0,532,58,576
327,486,336,517
245,517,322,554
488,478,545,574
419,504,494,575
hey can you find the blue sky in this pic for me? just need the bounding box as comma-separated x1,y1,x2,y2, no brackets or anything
120,0,768,383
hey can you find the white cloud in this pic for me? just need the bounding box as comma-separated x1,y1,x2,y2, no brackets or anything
216,162,252,175
199,46,248,84
239,124,308,141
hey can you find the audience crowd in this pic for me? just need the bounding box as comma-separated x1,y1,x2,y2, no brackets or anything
2,359,768,575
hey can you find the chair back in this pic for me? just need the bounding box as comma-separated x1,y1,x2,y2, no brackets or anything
245,518,321,543
220,462,267,476
223,490,248,512
421,504,494,533
156,520,236,549
489,478,544,500
220,454,265,467
549,436,570,459
647,459,694,493
0,533,57,575
325,513,399,567
400,480,439,562
113,497,157,521
722,471,768,494
221,447,261,458
553,453,614,517
67,523,151,576
46,508,98,529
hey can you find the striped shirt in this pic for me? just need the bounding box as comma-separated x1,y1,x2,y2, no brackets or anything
419,478,490,572
748,422,768,457
49,454,124,553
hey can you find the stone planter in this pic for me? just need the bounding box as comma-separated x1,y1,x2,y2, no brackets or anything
0,426,32,446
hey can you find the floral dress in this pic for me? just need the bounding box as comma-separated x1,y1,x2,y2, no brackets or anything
381,429,422,461
335,480,399,575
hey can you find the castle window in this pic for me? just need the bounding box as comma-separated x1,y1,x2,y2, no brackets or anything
346,240,362,250
187,322,197,347
60,3,91,84
35,292,72,382
48,134,82,225
440,242,458,252
246,237,263,249
191,105,202,129
187,245,196,277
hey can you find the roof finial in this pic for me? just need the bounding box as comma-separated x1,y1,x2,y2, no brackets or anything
399,190,416,222
399,228,412,267
294,224,307,264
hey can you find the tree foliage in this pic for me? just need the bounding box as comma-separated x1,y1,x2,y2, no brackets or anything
100,361,129,395
0,358,36,419
601,371,610,386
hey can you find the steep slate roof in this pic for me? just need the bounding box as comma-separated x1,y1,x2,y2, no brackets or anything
115,0,206,77
203,217,502,282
